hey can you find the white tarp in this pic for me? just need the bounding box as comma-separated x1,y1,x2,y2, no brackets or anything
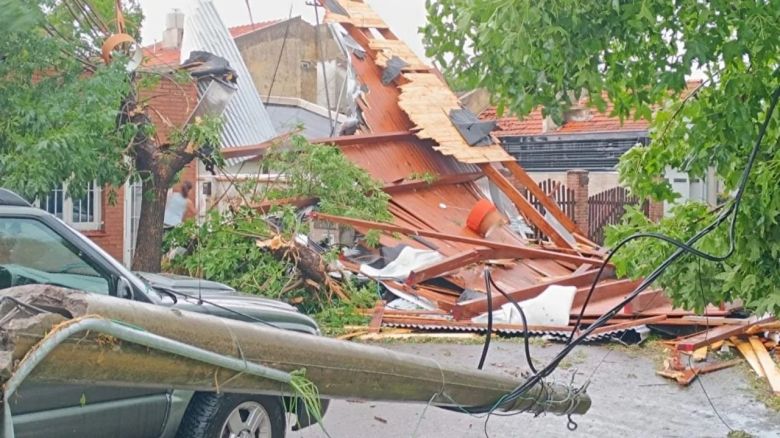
472,285,577,326
359,247,443,281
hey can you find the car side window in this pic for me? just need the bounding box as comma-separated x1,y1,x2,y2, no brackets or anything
0,217,110,294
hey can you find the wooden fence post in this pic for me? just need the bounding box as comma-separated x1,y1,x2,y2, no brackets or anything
567,169,590,237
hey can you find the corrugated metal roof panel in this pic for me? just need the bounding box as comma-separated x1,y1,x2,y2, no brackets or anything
181,0,276,166
382,321,639,342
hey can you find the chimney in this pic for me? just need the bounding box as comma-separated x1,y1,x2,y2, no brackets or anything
161,9,185,49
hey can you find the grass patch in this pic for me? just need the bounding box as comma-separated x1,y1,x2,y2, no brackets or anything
743,364,780,412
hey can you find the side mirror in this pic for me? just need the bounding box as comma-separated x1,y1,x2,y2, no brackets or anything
117,277,134,300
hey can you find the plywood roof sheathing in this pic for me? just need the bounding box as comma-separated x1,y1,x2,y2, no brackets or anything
324,0,389,29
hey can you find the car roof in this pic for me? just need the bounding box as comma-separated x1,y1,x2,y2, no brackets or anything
0,189,32,207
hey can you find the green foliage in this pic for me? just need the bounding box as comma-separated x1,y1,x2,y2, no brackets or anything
164,209,298,300
0,0,40,34
166,207,379,329
263,135,392,222
425,0,780,315
0,0,144,199
408,171,437,184
314,281,376,335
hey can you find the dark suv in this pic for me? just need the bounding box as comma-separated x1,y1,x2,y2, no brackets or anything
0,188,325,437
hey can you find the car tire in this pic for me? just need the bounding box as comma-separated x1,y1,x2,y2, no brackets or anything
176,392,286,438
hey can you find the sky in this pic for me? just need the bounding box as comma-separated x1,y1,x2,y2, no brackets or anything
138,0,430,61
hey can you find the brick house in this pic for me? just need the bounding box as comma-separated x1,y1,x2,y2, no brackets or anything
471,81,718,213
36,68,198,266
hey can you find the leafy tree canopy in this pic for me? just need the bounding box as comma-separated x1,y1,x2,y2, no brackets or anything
424,1,780,313
0,0,142,199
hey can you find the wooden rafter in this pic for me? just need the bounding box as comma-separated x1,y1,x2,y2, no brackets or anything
479,163,575,250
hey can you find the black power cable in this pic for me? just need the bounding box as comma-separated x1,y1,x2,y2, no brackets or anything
476,268,539,374
460,81,780,415
487,271,539,374
477,268,493,370
570,81,780,343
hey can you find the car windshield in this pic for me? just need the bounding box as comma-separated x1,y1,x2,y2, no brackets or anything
0,217,109,294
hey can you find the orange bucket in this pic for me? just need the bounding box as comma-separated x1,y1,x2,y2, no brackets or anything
466,199,504,236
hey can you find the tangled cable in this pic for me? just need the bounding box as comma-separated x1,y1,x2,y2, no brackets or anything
462,81,780,416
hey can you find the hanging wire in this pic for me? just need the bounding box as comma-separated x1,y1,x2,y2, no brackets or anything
265,3,294,104
450,81,780,417
312,2,335,133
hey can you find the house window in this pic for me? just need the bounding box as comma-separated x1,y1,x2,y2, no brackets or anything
38,182,102,231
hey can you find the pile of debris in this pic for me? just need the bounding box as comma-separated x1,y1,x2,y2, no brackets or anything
256,0,740,343
657,317,780,393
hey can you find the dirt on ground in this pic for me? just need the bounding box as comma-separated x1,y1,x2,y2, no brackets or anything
290,339,780,438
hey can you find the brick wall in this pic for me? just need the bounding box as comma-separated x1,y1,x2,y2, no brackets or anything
566,169,590,234
85,187,125,262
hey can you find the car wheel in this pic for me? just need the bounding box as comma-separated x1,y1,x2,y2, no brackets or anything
176,392,286,438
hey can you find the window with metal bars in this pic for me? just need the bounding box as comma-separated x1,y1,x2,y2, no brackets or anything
38,182,102,231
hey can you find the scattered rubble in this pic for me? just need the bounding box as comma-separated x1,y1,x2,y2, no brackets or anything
263,0,746,346
657,318,780,393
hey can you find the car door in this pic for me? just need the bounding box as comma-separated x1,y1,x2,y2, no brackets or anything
0,215,170,438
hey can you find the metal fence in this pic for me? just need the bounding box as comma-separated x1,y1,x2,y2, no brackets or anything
587,186,647,244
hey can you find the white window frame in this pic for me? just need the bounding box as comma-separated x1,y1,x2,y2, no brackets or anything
38,182,102,231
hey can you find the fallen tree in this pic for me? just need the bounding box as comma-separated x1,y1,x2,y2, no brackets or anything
165,136,391,309
0,285,590,427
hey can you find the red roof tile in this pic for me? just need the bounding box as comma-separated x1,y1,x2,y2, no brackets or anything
228,20,281,38
480,81,703,137
142,42,181,67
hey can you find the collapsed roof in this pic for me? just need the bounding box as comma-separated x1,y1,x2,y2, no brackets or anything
309,0,731,339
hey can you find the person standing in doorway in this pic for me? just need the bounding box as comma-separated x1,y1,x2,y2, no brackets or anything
164,181,195,231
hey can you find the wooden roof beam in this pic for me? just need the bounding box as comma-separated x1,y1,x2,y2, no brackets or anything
479,163,576,250
312,213,604,267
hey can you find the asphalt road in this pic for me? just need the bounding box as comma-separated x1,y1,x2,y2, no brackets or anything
289,339,780,438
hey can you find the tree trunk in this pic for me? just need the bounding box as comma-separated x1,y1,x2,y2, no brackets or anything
131,182,169,272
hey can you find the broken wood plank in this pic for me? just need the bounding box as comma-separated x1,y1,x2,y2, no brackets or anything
691,346,708,362
676,316,776,352
368,300,386,334
746,320,780,334
732,337,766,377
658,359,742,386
480,163,575,249
682,316,752,326
697,359,742,375
406,248,490,285
313,213,602,266
502,160,583,237
749,336,780,393
453,268,615,319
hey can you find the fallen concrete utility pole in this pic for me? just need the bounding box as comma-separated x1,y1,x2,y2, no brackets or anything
0,286,589,422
